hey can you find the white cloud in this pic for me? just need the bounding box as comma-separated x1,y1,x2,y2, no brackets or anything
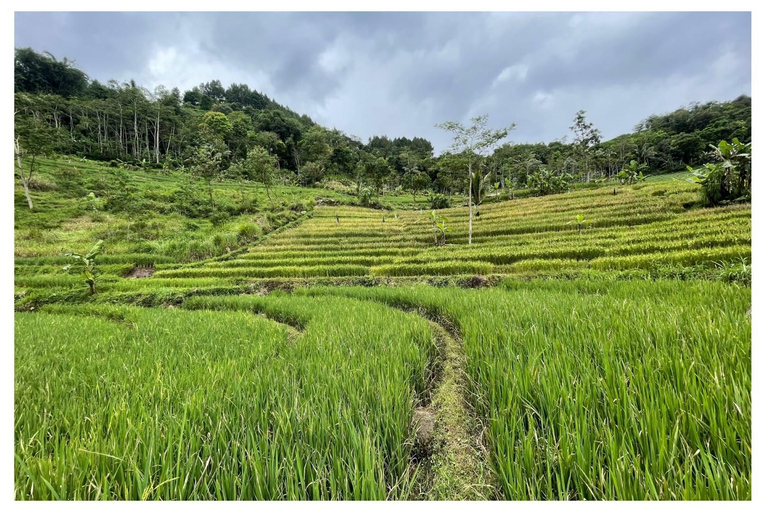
492,64,529,87
532,91,554,110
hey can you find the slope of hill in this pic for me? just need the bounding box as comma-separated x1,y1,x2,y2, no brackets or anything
13,155,752,500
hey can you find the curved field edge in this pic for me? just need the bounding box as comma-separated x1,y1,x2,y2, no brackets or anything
300,280,751,500
14,297,437,500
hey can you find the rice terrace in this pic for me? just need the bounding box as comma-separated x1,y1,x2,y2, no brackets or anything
13,11,752,502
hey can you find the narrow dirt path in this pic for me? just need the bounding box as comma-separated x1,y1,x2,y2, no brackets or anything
417,316,496,500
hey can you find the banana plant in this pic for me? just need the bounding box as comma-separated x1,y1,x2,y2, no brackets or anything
618,160,648,185
63,240,103,295
504,177,514,199
567,214,590,234
430,210,451,246
85,192,98,212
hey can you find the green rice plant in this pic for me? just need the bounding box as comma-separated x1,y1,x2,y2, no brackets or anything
304,280,751,500
156,264,370,279
371,261,493,277
15,297,436,500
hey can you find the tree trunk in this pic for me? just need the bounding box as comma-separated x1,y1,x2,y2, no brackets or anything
22,180,33,210
468,161,473,245
14,138,34,210
155,110,161,164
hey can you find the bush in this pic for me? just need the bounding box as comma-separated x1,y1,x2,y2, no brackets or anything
526,167,573,196
209,211,231,226
688,139,751,206
359,188,373,207
27,177,58,191
429,193,450,209
236,223,261,243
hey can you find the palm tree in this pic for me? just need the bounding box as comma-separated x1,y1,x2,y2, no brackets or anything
638,143,656,167
470,168,491,216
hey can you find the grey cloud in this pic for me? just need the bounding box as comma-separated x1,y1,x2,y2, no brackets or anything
15,11,751,152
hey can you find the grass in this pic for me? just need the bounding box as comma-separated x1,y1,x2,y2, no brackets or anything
15,297,436,500
14,156,752,501
302,280,751,499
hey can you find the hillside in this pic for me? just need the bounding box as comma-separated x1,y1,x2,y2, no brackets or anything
15,157,750,304
13,146,752,501
12,14,753,502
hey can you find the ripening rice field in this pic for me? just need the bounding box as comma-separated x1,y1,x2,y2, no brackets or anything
149,181,750,283
14,179,750,297
14,169,751,501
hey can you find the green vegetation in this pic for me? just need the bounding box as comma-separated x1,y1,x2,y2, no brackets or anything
62,239,103,294
127,181,748,284
687,138,751,206
16,298,435,499
303,280,751,499
14,47,751,208
13,47,751,502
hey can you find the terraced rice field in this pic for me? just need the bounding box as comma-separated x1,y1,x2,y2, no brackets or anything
14,172,752,500
145,181,750,283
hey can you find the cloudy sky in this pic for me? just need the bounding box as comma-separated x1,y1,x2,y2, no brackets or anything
14,11,751,152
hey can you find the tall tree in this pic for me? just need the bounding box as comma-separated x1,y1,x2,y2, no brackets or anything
14,111,57,210
436,115,514,244
243,146,279,202
570,110,602,182
192,136,228,206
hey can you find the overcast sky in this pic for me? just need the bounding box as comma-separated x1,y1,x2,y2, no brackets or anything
14,11,751,152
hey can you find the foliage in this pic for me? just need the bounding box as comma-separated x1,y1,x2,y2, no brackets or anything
62,240,103,294
242,146,278,200
436,115,515,244
430,210,451,246
617,160,648,185
688,138,751,205
192,138,228,205
470,168,491,209
13,46,751,198
566,213,590,234
525,167,573,196
359,187,373,207
429,193,451,210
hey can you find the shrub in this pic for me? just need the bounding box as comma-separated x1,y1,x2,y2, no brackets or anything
429,193,451,209
688,138,751,206
526,167,573,196
236,223,261,243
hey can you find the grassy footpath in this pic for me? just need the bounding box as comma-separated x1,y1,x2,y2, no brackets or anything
302,279,751,499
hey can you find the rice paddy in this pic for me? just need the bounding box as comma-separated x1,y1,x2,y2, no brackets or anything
14,159,751,500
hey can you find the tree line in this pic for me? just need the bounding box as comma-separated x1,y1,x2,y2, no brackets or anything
15,47,751,208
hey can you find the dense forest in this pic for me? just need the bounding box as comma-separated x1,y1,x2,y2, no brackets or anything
15,47,751,200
